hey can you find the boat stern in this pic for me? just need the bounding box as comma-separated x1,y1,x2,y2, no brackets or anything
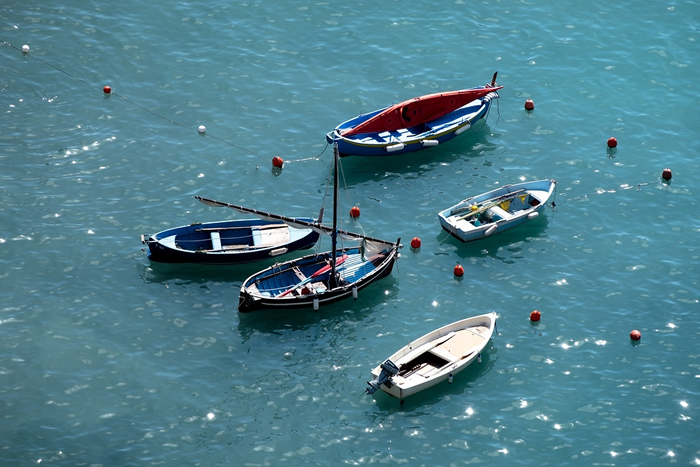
365,359,400,395
238,289,260,313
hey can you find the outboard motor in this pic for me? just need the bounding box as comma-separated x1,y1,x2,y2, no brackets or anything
365,359,400,395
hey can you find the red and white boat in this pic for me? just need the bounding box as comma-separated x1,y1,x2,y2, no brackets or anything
326,73,502,157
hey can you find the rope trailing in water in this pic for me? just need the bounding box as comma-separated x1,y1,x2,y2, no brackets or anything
553,179,661,207
1,39,324,163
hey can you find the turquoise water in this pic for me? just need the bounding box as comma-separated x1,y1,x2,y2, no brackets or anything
1,1,698,465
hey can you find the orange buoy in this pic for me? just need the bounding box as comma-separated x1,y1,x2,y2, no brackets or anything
662,168,672,181
530,310,541,322
524,99,535,111
410,237,421,249
453,264,464,277
350,206,360,218
103,86,111,94
607,137,618,148
630,330,641,341
272,156,284,168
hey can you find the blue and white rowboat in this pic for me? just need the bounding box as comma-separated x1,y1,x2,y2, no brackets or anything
438,179,556,243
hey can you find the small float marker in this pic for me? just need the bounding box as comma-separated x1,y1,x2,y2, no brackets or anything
607,137,618,148
103,86,111,94
410,237,421,249
197,125,206,134
22,44,30,54
454,263,464,277
524,99,535,111
350,206,361,218
630,330,641,341
662,168,672,181
530,310,541,322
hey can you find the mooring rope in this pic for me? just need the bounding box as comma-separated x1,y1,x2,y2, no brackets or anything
553,179,661,207
1,39,324,163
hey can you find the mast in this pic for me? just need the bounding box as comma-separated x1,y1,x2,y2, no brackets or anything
329,144,339,288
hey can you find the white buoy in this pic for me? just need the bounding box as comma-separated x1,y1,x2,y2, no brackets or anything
478,353,482,364
455,123,471,135
22,44,29,54
421,139,439,147
485,224,498,236
528,211,539,219
386,143,405,153
270,247,287,256
352,286,358,299
448,372,453,384
313,297,319,311
197,125,206,134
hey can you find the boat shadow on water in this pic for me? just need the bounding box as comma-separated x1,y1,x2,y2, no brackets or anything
369,344,499,411
330,125,498,188
236,275,400,337
138,258,273,287
438,215,552,262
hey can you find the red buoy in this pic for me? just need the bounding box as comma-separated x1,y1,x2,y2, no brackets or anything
453,264,464,277
350,206,360,218
524,99,535,111
410,237,421,249
103,86,111,94
272,156,284,168
530,310,541,322
630,330,641,341
607,137,618,148
662,168,672,181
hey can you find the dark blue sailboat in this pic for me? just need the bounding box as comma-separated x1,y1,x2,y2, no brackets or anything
142,216,319,265
236,144,402,313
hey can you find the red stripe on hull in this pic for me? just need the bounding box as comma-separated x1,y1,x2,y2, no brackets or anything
341,86,502,137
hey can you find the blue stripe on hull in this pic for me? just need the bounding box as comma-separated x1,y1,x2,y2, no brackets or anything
327,94,497,157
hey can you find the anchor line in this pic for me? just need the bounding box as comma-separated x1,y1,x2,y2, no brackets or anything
1,38,322,162
492,93,502,130
554,179,661,207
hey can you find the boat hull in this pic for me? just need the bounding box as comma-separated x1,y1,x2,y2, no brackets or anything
369,312,497,400
340,86,502,137
238,240,401,313
142,218,320,265
326,91,498,157
438,179,556,243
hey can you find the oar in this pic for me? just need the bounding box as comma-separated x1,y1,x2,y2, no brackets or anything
197,224,285,232
277,254,348,297
467,188,525,208
456,199,502,220
456,190,526,220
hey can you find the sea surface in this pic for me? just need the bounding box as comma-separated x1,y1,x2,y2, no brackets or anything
1,1,699,465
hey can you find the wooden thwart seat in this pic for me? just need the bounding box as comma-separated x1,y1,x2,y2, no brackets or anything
210,232,222,250
487,206,512,221
253,226,290,247
210,231,249,251
292,267,306,281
